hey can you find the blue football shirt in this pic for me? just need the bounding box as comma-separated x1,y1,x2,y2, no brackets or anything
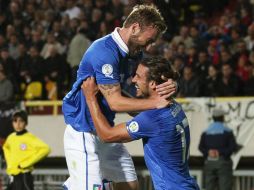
126,102,199,190
62,28,129,132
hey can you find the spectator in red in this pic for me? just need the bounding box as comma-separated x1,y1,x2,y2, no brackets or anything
207,39,220,65
236,56,252,81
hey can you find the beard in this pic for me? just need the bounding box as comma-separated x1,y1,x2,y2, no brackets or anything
127,35,144,57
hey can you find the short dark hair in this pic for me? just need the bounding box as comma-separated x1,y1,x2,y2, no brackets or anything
123,4,167,34
140,56,179,85
12,110,28,125
213,116,224,122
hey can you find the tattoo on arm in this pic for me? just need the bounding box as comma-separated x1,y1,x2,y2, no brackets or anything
99,84,121,97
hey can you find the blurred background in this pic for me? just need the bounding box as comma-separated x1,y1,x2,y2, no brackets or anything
0,0,254,189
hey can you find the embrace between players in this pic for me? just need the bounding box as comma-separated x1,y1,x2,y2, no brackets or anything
62,4,199,190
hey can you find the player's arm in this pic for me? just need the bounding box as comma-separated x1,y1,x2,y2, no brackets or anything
98,82,175,112
83,77,132,143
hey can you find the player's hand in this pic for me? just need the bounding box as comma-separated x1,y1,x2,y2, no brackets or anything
156,77,177,98
152,94,171,109
81,77,99,100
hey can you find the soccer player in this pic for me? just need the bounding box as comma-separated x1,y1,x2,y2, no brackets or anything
81,57,200,190
62,4,176,190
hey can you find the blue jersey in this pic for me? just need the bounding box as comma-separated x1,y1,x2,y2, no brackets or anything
62,29,129,132
126,102,199,190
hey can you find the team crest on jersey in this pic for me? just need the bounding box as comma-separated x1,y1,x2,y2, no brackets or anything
102,64,113,78
20,143,27,150
93,184,102,190
128,121,139,133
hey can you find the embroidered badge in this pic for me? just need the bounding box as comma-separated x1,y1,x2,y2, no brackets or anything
102,64,113,78
128,121,139,133
20,143,27,150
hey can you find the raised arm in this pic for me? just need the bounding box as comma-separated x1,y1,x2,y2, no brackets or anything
83,78,132,143
98,79,175,112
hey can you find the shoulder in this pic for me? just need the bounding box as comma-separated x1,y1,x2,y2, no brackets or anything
88,35,119,60
133,109,166,127
169,101,185,118
223,125,233,133
25,132,38,139
135,109,159,121
5,132,16,140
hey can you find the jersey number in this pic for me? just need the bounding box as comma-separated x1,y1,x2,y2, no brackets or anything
176,118,189,164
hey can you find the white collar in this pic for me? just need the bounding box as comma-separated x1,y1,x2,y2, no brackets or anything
111,27,129,54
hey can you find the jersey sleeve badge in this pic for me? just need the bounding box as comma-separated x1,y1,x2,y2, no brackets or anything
102,64,114,78
127,121,139,133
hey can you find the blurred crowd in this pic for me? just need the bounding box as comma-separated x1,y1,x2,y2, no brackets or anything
0,0,254,101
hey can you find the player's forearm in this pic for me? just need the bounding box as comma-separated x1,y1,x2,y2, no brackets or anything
108,95,156,112
99,83,156,112
86,98,122,142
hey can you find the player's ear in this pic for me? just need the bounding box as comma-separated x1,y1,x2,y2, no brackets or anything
132,23,141,35
149,80,156,89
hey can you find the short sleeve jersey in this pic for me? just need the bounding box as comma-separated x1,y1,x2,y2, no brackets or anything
126,102,199,190
62,28,129,132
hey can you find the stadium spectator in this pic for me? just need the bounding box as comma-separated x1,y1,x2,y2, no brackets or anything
109,0,125,21
163,45,175,63
178,66,200,97
199,108,237,190
40,32,64,59
176,42,188,62
8,34,19,60
172,56,185,75
0,70,13,102
236,56,252,81
44,46,67,99
26,46,46,84
189,25,207,51
89,8,103,41
0,48,17,89
31,30,45,52
64,0,81,20
219,49,233,68
3,110,50,190
217,63,243,96
82,57,200,190
193,50,210,81
0,34,6,49
244,23,254,51
202,65,220,97
232,40,249,69
51,20,66,45
244,65,254,95
186,46,198,66
0,13,8,35
172,25,194,49
67,26,91,86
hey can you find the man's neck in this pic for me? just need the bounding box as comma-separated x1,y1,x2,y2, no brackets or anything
118,27,129,46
